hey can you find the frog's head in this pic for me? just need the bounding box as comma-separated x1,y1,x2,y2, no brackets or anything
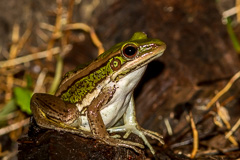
55,32,166,103
99,32,166,81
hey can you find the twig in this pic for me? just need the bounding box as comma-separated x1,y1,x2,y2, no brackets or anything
189,112,198,159
225,118,240,138
17,23,32,53
40,22,55,32
62,0,75,46
33,68,48,93
0,118,29,136
222,4,240,18
5,75,13,101
196,146,239,157
237,0,240,22
226,134,238,146
164,118,173,136
5,24,20,101
5,24,32,99
221,95,235,107
205,71,240,110
216,102,230,129
213,102,238,146
168,113,212,148
9,23,20,59
64,23,104,54
0,47,61,68
0,112,18,122
0,67,23,76
13,78,27,87
90,28,105,55
46,0,63,61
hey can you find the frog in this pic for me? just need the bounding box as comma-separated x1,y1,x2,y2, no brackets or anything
30,32,166,155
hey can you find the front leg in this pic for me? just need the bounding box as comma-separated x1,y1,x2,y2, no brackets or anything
87,87,144,153
108,94,164,155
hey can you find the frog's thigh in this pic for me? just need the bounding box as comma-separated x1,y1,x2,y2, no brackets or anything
31,100,92,138
31,94,56,128
31,94,78,131
31,104,66,130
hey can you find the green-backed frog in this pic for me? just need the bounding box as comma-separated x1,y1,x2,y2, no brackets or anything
31,32,166,154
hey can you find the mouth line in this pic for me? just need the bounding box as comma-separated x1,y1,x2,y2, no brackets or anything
138,51,163,67
111,46,165,81
123,46,165,70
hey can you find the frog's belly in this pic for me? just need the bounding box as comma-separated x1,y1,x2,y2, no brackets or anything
101,91,132,128
78,66,146,131
79,87,132,131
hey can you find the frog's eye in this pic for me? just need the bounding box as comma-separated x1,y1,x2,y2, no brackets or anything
122,44,138,59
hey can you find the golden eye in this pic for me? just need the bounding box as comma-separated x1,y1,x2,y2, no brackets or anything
122,44,138,59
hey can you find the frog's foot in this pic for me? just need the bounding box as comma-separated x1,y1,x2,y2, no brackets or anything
108,124,164,155
139,127,164,145
100,136,144,154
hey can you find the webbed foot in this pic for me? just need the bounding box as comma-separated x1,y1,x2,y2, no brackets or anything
100,136,144,154
108,124,164,155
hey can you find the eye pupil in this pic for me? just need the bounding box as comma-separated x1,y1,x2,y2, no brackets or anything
125,46,136,56
123,45,138,58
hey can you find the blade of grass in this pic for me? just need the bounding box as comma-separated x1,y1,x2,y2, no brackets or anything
48,55,63,95
226,18,240,53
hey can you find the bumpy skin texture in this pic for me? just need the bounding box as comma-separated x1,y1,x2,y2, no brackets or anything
30,32,166,155
60,60,115,103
